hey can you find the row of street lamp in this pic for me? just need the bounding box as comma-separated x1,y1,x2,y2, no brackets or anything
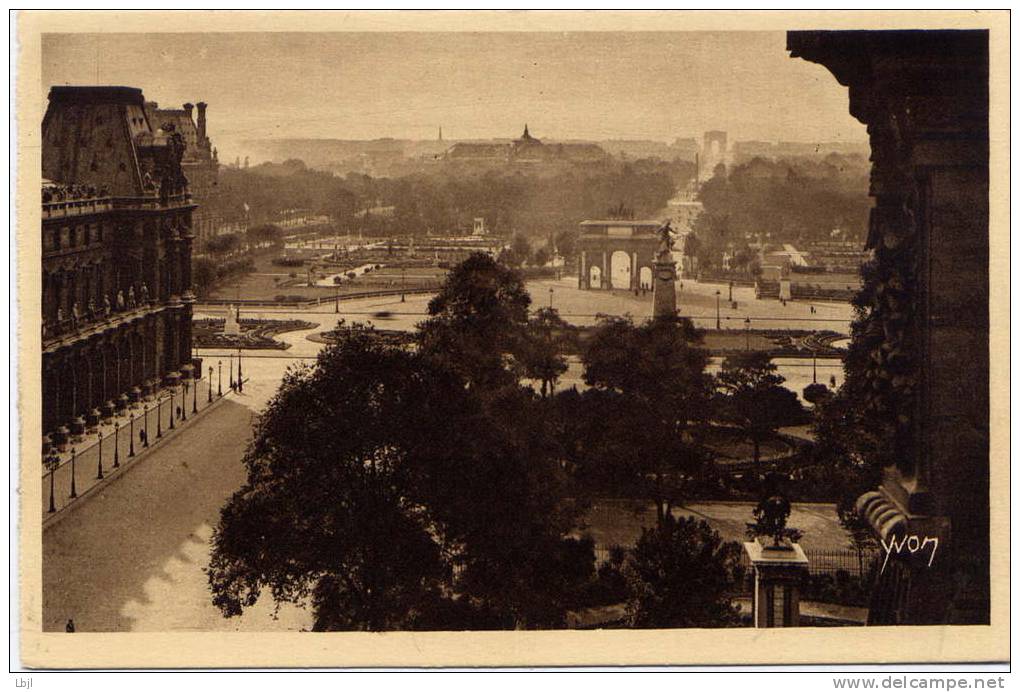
46,349,245,514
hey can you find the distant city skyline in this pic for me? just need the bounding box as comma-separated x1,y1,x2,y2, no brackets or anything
42,31,868,159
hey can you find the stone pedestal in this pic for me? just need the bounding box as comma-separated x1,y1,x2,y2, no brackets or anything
223,306,241,336
652,258,678,320
743,541,809,628
86,408,101,429
69,415,86,437
54,425,70,452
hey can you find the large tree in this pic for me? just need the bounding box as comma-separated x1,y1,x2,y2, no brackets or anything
625,514,743,628
580,315,714,524
518,307,574,398
208,323,584,630
207,326,464,630
417,252,531,390
715,351,806,467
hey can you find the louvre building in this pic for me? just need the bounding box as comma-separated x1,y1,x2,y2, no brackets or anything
41,86,197,446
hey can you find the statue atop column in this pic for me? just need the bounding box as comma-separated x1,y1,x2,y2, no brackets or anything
656,220,676,260
652,219,678,321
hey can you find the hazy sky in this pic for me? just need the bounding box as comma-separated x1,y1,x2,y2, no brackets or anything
42,31,866,155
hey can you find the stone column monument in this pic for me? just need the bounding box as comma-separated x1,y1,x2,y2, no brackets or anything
652,220,678,320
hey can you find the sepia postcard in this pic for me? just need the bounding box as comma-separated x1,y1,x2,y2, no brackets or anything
13,10,1010,669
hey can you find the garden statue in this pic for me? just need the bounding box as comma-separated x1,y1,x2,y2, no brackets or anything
746,472,803,548
116,290,125,311
128,285,136,308
140,283,149,304
103,294,112,316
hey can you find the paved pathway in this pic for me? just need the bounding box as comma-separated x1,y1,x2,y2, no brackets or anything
42,392,310,632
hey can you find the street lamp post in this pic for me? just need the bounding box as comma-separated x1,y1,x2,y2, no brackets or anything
744,317,751,350
182,382,188,421
193,376,199,413
549,287,554,310
143,406,149,448
96,432,104,480
812,348,818,384
208,367,214,403
729,281,734,303
218,360,222,397
69,448,77,499
169,390,175,430
229,355,235,390
156,397,163,439
237,349,243,393
129,413,136,457
401,267,406,303
715,290,721,330
112,421,120,468
47,454,56,513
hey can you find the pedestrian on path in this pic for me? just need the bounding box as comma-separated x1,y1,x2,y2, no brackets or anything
65,619,75,632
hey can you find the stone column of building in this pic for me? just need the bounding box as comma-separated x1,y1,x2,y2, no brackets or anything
178,222,196,379
788,29,989,625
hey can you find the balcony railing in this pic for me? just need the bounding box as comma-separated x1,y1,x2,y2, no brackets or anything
43,300,165,349
42,197,114,220
42,192,193,219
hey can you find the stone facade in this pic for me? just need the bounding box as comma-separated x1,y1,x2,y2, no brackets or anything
788,30,989,625
42,86,196,444
144,100,220,247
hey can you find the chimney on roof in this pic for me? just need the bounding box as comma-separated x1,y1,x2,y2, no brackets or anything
183,102,194,119
196,101,207,142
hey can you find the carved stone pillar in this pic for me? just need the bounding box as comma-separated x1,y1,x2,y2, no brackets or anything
788,30,989,625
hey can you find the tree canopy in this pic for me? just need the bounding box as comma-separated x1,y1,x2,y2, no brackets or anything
417,252,532,390
715,351,806,466
207,323,584,630
579,315,714,523
625,514,743,628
